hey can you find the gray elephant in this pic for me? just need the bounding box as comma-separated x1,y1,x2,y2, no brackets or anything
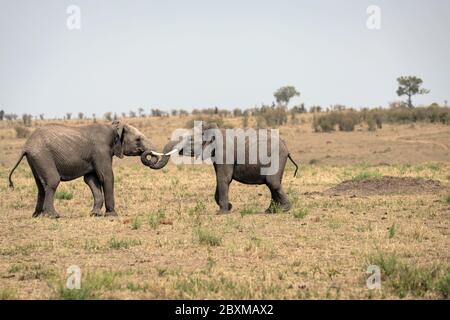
8,121,162,218
141,122,298,213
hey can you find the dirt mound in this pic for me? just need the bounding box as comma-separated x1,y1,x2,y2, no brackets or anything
324,176,447,196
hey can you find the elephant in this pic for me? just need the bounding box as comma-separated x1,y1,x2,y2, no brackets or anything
8,120,162,218
141,122,299,214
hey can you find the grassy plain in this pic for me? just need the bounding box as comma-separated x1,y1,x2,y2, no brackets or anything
0,115,449,299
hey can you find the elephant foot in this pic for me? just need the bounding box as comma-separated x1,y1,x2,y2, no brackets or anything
104,211,118,217
265,202,291,214
90,209,103,217
42,211,60,219
32,211,43,218
217,203,232,215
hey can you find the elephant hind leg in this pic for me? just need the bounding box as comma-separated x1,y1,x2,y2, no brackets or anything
84,173,104,216
30,166,45,217
27,154,61,219
265,182,291,213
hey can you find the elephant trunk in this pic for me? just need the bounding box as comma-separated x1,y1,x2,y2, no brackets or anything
141,140,179,170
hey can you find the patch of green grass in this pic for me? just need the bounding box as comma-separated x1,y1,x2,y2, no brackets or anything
435,270,450,298
188,201,206,216
388,223,398,238
148,209,166,229
292,207,309,219
368,253,449,298
108,237,141,250
156,267,168,277
55,190,73,200
240,206,260,217
126,282,150,292
244,236,262,252
84,240,103,253
0,288,17,300
352,171,382,182
174,274,281,299
131,216,142,230
266,202,285,214
17,264,57,281
55,271,118,300
194,228,222,246
0,244,38,256
445,194,450,204
426,163,441,171
8,264,22,273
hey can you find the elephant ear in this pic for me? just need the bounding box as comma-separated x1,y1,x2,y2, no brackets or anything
202,122,219,143
203,122,219,131
202,122,219,159
112,120,125,158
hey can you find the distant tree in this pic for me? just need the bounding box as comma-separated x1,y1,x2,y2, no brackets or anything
113,113,118,120
291,104,306,114
92,114,97,123
129,110,136,118
273,86,300,107
39,114,45,120
104,112,113,121
138,107,145,117
121,112,127,118
5,113,18,121
22,114,32,127
332,105,347,111
78,112,84,120
0,110,4,121
151,109,163,117
396,76,430,108
171,109,178,116
179,109,189,117
242,112,249,127
233,108,243,117
310,106,322,113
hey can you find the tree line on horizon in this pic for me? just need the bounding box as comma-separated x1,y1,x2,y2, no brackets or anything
0,76,446,127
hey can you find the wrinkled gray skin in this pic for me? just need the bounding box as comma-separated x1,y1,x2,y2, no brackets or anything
142,122,299,214
8,121,160,218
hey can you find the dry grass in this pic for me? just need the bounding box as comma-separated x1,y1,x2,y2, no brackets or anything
0,115,449,299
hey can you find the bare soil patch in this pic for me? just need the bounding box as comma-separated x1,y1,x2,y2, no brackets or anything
324,176,448,196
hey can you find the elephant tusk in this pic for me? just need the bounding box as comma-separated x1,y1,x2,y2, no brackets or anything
148,151,165,157
164,149,178,156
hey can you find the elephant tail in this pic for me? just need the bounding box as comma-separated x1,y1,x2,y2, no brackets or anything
8,151,26,189
287,154,299,177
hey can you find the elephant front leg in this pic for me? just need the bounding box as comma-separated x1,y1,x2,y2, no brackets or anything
215,182,232,214
84,173,104,216
96,165,118,217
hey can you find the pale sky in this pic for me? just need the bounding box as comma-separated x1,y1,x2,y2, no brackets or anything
1,0,449,118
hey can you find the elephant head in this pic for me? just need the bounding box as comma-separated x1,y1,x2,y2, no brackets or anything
112,120,161,163
140,122,219,169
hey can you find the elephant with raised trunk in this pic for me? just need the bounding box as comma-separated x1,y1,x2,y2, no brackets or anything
8,121,162,218
141,122,299,214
